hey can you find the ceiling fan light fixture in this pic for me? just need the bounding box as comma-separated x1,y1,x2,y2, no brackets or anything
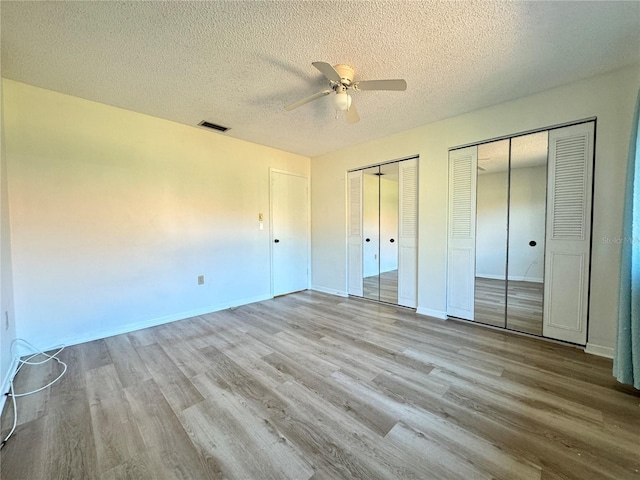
285,61,405,125
333,91,352,111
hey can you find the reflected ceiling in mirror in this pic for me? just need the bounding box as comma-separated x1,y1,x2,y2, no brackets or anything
478,139,509,175
477,132,548,174
511,131,548,168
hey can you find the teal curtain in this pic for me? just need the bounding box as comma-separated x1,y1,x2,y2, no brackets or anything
614,89,640,389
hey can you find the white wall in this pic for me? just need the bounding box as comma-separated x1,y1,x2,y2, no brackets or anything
508,165,546,282
311,64,640,355
476,170,508,279
0,72,17,403
362,174,399,278
3,79,309,350
362,173,380,277
379,177,398,274
476,166,546,282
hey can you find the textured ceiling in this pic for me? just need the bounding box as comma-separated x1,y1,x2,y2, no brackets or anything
2,1,639,157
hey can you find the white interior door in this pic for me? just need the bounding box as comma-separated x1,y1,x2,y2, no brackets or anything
347,170,364,297
447,146,478,320
398,158,418,308
271,170,309,297
543,122,594,345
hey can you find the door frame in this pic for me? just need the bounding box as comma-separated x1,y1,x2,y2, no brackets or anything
446,117,597,346
269,168,311,298
346,155,419,308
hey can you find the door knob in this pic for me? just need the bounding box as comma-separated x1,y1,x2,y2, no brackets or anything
390,239,395,243
274,239,280,243
365,238,371,242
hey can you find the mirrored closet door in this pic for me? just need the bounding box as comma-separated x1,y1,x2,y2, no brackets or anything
474,133,548,335
447,121,594,345
348,158,418,308
362,163,400,303
474,139,509,329
505,132,548,335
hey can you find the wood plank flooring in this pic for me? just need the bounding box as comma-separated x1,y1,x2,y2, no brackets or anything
1,291,638,479
475,277,544,335
363,269,398,304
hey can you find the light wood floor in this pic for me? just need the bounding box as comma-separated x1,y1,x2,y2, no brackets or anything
363,269,398,304
1,291,638,479
475,277,543,336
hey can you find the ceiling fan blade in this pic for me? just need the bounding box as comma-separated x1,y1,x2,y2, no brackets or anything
353,79,407,91
346,101,360,124
312,62,342,83
285,90,332,111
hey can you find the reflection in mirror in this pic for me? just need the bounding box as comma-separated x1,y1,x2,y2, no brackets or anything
378,163,399,304
362,166,381,301
361,163,400,304
475,139,509,328
506,132,548,335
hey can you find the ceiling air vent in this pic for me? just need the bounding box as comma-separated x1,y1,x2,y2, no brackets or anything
198,120,230,133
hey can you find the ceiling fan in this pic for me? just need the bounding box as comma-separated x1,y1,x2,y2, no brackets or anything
285,62,407,124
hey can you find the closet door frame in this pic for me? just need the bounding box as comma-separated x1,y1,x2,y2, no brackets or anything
447,118,596,346
347,156,419,308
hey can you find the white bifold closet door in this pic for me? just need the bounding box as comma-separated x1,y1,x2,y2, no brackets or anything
446,146,478,320
543,122,594,345
398,158,418,308
347,170,364,297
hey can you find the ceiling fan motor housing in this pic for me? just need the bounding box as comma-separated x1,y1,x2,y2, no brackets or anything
333,64,355,87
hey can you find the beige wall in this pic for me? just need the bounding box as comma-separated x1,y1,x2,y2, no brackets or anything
311,64,640,355
1,70,17,396
3,79,309,349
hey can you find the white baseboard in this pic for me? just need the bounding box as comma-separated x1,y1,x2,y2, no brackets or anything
18,294,274,356
584,343,614,359
311,285,348,297
416,307,448,319
0,355,19,415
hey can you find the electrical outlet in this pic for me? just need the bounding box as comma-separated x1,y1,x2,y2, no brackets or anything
198,275,205,285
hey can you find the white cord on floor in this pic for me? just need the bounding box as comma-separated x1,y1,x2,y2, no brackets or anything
1,338,67,449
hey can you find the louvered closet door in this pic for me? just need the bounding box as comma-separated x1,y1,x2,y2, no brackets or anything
347,170,364,297
543,122,594,345
447,146,477,320
398,158,418,307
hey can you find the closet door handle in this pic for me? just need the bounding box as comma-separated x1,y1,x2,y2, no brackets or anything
365,238,371,242
274,239,280,243
390,238,395,243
